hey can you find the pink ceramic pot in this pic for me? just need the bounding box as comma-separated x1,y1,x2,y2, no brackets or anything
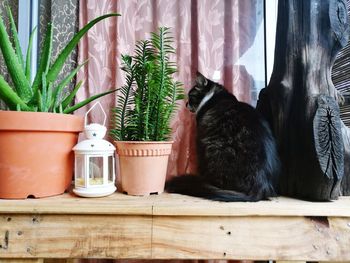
0,111,83,199
114,141,173,196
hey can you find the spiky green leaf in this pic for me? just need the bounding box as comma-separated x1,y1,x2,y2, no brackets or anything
52,61,88,108
6,5,24,70
63,89,117,114
0,75,30,110
41,74,48,111
0,14,32,102
32,23,53,95
25,26,37,82
61,80,83,110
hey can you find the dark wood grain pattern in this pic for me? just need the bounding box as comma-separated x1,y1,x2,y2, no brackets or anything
257,0,350,200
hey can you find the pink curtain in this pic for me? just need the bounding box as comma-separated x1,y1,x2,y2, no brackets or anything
76,0,261,183
76,0,260,259
76,2,259,257
76,0,261,262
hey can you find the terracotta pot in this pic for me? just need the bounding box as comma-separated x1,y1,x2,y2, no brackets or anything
0,111,83,199
114,141,173,196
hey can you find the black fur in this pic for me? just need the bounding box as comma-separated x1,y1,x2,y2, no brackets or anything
166,72,280,202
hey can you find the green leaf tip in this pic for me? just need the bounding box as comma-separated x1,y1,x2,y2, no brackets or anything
47,13,121,84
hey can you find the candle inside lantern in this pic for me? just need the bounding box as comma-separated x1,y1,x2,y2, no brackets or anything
72,102,116,197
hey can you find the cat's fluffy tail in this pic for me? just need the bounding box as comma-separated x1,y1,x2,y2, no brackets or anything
165,175,258,202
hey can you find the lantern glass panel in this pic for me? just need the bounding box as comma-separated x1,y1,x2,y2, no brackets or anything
75,155,85,187
108,155,114,183
89,157,103,185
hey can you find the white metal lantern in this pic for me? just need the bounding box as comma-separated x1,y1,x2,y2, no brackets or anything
73,102,116,197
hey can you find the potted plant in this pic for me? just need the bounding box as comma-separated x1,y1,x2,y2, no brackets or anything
110,27,184,196
0,7,120,199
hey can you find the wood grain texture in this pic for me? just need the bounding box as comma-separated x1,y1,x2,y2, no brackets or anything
152,194,350,217
1,193,350,217
0,193,350,260
0,260,43,263
256,0,350,201
152,216,350,260
0,214,152,259
0,192,154,215
44,260,75,263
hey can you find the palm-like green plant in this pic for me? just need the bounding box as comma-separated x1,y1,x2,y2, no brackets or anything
111,27,184,141
0,7,120,113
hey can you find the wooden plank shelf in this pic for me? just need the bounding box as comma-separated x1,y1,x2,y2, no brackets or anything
0,193,349,261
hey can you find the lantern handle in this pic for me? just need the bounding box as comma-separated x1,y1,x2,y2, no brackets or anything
84,101,107,127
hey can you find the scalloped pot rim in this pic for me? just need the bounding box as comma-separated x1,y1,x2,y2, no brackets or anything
114,141,174,144
114,141,172,196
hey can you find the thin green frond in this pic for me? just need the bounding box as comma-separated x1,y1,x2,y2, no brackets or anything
110,54,135,140
152,27,171,140
111,26,184,142
133,40,154,140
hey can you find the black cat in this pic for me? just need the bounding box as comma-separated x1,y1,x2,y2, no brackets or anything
165,72,280,201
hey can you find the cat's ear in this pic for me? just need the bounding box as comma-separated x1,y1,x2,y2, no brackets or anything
196,71,208,87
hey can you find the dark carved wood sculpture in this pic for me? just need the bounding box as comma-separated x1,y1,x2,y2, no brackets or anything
257,0,350,200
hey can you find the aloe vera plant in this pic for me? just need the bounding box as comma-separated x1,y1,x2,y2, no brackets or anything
0,7,120,113
110,27,184,141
